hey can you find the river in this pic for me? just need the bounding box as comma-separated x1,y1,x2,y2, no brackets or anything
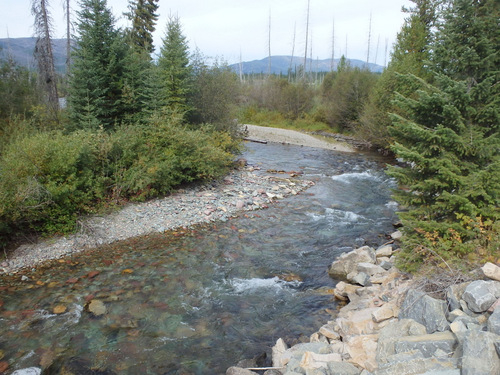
0,142,397,374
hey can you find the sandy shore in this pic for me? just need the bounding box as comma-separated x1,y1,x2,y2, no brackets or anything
243,124,353,152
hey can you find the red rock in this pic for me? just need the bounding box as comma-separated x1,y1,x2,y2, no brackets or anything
66,277,79,284
87,271,100,279
0,360,9,372
103,259,114,266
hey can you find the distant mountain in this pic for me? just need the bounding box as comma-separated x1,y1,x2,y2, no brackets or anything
0,38,385,76
0,37,67,73
229,55,385,75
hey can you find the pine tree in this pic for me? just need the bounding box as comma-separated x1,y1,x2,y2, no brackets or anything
158,15,191,116
125,0,159,54
387,0,499,269
67,0,127,131
356,0,436,148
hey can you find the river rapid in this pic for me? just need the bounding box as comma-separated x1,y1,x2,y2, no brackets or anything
0,142,398,374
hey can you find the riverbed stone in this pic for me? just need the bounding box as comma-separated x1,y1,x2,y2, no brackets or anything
462,280,500,313
11,369,42,375
393,331,457,358
375,245,393,258
357,263,386,276
345,334,378,372
376,319,427,365
390,231,402,240
86,299,106,316
326,362,361,375
445,282,469,312
348,272,371,286
328,246,376,280
482,262,500,281
272,338,288,367
487,306,500,335
399,290,449,333
461,330,500,375
226,367,259,375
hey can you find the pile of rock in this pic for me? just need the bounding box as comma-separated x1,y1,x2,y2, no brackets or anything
227,238,500,375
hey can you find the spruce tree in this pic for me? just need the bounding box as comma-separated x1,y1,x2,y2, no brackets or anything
387,0,499,269
158,15,191,116
125,0,159,54
68,0,127,131
356,0,436,148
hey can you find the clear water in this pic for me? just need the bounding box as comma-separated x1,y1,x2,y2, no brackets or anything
0,142,397,374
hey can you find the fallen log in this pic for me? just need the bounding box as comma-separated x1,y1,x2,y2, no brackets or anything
243,137,268,144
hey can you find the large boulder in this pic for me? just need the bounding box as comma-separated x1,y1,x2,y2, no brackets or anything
393,331,457,358
328,246,376,280
376,319,427,365
462,280,500,313
445,282,470,312
487,306,500,335
399,290,449,333
461,330,500,375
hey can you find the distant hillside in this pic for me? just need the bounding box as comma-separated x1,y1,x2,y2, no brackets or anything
229,55,385,75
0,37,67,73
0,38,384,76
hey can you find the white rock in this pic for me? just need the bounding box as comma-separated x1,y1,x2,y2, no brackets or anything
376,245,393,258
482,262,500,282
272,338,288,367
391,230,402,240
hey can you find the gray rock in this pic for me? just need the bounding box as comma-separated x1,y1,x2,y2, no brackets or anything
461,330,500,375
281,343,332,365
326,361,361,375
226,367,260,375
445,282,469,311
376,319,427,364
328,246,376,280
357,262,386,276
373,357,459,375
263,371,283,375
348,272,371,286
375,245,393,258
11,369,42,375
400,290,449,333
462,280,499,313
305,369,328,375
379,261,393,271
487,308,500,335
394,331,457,358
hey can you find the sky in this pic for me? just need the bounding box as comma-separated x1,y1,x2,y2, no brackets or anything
1,0,412,65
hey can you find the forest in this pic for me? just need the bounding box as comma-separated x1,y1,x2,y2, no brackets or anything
0,0,498,272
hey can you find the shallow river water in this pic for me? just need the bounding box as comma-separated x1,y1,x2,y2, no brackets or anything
0,142,397,374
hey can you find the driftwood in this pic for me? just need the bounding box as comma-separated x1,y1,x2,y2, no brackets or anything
243,137,268,144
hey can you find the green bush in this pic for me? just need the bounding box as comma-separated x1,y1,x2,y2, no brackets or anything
0,115,239,245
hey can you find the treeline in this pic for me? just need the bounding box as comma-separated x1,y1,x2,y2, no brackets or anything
0,0,240,246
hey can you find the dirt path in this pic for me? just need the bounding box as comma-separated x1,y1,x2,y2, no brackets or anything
243,124,354,152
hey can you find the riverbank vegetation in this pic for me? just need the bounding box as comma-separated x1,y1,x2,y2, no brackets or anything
0,0,240,248
0,0,498,272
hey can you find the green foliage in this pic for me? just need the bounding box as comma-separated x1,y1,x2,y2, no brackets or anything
0,116,239,244
188,54,240,133
388,0,500,271
320,62,377,131
158,15,192,116
356,0,435,148
67,0,128,131
125,0,159,54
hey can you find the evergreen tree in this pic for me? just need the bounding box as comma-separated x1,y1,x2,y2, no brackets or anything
356,0,436,148
158,15,191,116
67,0,127,131
125,0,159,54
387,0,499,269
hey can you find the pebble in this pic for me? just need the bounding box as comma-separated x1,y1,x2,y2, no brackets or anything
1,167,314,275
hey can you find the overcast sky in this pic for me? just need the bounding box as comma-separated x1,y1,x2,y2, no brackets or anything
1,0,412,65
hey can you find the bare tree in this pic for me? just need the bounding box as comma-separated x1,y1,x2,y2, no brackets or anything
289,22,296,80
63,0,71,73
32,0,59,113
267,9,271,76
303,0,310,79
366,12,372,67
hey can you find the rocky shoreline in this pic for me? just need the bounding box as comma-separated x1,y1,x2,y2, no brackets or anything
0,164,314,275
227,243,500,375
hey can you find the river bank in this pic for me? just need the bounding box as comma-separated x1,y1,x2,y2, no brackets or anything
1,125,355,275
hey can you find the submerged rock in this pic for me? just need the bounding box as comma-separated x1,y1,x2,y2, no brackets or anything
86,299,106,316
